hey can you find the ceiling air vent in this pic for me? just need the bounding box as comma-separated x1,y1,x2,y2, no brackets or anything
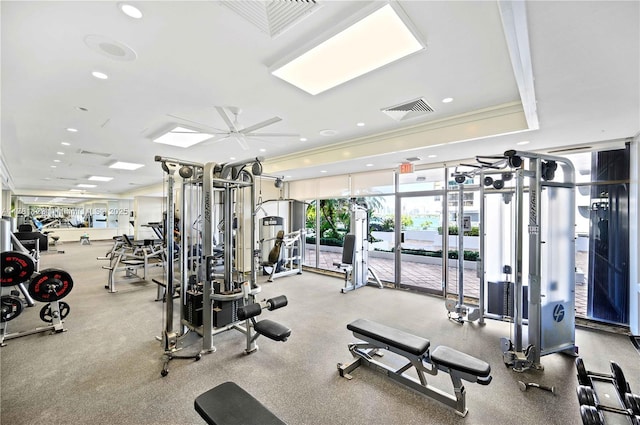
382,97,434,122
221,0,319,38
76,149,112,158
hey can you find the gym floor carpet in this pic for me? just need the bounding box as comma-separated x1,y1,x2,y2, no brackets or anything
1,240,638,424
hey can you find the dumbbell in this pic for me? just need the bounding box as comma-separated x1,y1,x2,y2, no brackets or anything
577,385,640,424
611,361,632,400
518,380,555,394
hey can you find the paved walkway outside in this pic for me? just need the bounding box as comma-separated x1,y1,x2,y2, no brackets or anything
304,248,589,318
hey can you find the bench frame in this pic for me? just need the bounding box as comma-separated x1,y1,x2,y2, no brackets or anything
338,326,486,417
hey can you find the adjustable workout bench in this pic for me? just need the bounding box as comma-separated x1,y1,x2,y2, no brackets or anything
195,381,286,425
338,319,492,417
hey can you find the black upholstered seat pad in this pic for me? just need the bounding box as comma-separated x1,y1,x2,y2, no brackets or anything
347,319,430,356
431,346,491,377
194,381,285,425
254,319,291,341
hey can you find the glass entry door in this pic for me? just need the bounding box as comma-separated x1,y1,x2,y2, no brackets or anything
397,194,444,294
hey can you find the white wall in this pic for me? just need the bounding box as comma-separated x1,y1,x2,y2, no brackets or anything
133,196,164,240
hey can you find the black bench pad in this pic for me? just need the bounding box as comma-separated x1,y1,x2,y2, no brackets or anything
254,319,291,342
195,381,286,425
347,319,430,356
431,346,491,377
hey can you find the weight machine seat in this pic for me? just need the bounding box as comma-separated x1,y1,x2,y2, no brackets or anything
347,319,430,356
195,381,286,425
254,319,291,342
431,346,491,382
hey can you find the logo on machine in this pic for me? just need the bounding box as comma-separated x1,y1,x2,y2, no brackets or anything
552,304,565,323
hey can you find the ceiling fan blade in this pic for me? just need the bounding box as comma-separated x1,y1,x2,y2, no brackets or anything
165,113,226,132
235,136,250,151
215,106,237,132
245,132,300,137
239,116,282,134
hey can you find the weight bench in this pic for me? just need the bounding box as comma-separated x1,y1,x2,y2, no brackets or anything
195,381,286,425
338,319,492,417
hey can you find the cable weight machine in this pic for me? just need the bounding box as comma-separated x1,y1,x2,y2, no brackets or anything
155,156,289,377
447,150,577,372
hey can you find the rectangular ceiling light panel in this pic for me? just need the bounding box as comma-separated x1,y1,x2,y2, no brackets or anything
153,126,213,148
109,161,144,170
88,176,113,181
271,4,424,95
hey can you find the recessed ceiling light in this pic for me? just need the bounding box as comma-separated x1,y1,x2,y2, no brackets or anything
109,161,144,170
66,128,78,132
299,137,307,142
50,165,57,168
357,122,365,127
119,3,143,19
270,3,423,95
442,97,453,103
517,140,530,145
259,148,266,152
56,152,65,155
77,184,97,188
88,176,114,182
320,170,327,173
428,154,437,158
69,189,83,192
285,175,292,178
230,157,236,160
152,126,213,148
365,163,374,167
91,71,109,80
61,142,71,146
53,159,61,163
319,129,337,136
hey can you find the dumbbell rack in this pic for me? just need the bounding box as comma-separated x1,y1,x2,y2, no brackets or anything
575,357,640,424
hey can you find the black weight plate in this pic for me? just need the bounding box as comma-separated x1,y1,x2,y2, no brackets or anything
577,385,597,406
28,269,74,302
576,358,591,387
39,301,71,323
1,251,35,286
611,361,630,397
580,405,604,425
625,393,640,415
0,295,23,322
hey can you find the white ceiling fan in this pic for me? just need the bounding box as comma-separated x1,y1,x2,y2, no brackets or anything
166,106,299,151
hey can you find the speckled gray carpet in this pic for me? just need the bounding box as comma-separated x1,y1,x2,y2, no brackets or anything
1,241,638,425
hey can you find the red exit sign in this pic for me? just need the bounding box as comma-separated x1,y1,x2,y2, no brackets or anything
399,162,414,174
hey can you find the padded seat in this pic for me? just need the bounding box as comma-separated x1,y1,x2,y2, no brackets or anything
254,319,291,342
347,318,430,356
431,346,491,378
195,381,285,425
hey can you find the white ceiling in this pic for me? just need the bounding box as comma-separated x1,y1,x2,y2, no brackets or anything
1,1,638,202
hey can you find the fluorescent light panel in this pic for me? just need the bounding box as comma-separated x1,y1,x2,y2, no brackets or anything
109,161,144,170
77,184,97,188
271,4,423,95
153,126,213,148
88,176,113,181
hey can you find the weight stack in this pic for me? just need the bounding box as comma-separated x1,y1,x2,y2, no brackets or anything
487,281,529,319
213,299,241,328
185,290,203,327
